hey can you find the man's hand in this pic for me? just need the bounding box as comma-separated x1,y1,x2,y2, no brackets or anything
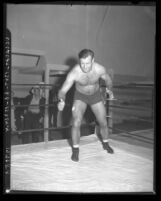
57,99,65,111
106,88,114,100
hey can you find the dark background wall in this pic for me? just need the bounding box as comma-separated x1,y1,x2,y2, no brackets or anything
7,4,155,78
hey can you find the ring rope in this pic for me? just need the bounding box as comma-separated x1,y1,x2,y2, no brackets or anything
11,83,154,88
11,103,70,108
12,120,153,144
127,117,154,123
110,104,151,111
11,122,96,134
11,99,116,108
11,83,58,87
113,127,153,144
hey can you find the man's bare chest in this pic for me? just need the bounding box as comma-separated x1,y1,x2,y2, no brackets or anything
77,72,100,86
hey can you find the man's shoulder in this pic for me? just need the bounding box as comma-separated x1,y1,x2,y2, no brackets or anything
95,62,112,73
94,62,106,72
94,62,104,68
70,65,80,74
26,94,33,98
73,64,80,70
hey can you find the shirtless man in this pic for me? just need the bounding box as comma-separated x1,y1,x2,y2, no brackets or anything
58,49,114,162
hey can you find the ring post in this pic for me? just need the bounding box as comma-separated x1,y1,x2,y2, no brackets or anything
44,65,50,146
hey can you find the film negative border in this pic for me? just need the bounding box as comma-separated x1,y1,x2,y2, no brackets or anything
3,28,11,193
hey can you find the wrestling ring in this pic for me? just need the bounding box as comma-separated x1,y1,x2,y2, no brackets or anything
7,50,154,193
9,83,154,193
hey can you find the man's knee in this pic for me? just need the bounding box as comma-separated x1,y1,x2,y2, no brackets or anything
99,120,108,128
73,117,82,128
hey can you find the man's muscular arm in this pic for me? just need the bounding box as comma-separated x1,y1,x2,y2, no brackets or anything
100,66,114,100
58,70,76,101
100,66,113,90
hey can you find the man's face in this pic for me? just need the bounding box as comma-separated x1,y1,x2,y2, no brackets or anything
34,87,40,97
80,55,94,73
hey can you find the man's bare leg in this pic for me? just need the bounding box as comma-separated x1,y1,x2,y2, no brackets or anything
71,100,87,161
91,102,114,153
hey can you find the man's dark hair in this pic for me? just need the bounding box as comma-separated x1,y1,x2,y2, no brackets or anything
78,49,94,59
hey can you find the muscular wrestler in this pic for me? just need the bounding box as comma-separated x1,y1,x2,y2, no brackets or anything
58,49,114,162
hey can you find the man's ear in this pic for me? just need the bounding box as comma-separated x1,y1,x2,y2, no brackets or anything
92,58,94,63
